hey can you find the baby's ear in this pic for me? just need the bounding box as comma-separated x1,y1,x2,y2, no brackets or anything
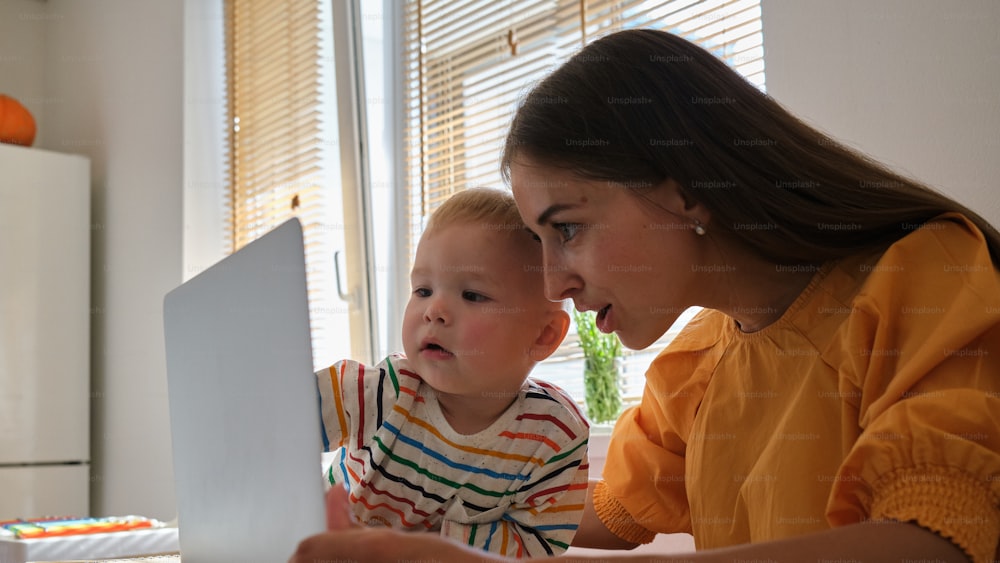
528,309,570,362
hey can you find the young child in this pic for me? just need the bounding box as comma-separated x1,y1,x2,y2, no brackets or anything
315,187,589,557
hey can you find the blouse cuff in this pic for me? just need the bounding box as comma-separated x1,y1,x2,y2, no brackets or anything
869,465,1000,563
593,480,657,545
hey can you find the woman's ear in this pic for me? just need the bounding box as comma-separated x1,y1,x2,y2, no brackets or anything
527,309,570,362
653,177,712,228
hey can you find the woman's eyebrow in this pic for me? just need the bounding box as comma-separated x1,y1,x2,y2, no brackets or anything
535,203,576,226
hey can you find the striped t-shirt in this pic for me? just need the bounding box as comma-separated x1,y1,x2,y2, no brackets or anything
316,354,590,557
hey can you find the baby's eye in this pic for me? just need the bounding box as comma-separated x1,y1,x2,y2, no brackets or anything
462,291,489,303
413,287,431,298
553,223,580,242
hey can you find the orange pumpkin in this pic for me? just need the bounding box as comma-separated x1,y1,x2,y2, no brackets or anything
0,94,37,147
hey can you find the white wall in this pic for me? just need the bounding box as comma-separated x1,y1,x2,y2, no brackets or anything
34,0,183,519
762,0,1000,226
183,0,227,280
0,0,48,145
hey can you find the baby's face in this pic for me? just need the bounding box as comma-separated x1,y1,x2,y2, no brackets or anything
401,222,550,400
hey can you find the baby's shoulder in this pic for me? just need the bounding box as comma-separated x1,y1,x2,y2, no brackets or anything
520,378,590,434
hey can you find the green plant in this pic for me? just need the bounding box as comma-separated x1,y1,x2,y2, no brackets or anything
573,310,623,424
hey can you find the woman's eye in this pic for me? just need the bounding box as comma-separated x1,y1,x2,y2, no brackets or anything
462,291,488,303
554,223,580,242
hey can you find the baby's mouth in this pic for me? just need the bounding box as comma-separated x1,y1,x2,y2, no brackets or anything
422,341,454,357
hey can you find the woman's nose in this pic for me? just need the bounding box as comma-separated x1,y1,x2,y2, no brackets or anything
542,249,581,301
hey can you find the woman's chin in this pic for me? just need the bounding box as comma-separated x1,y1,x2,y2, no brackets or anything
615,329,658,351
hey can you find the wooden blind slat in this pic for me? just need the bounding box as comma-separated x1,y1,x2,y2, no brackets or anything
403,0,765,402
226,0,337,366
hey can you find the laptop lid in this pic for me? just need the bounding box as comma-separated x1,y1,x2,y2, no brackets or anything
163,218,325,563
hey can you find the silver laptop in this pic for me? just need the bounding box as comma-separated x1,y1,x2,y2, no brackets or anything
163,218,325,563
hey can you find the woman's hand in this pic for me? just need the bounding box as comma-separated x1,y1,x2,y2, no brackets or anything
288,526,500,563
324,484,356,530
288,486,507,563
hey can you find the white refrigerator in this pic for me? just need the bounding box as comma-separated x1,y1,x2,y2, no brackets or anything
0,143,90,519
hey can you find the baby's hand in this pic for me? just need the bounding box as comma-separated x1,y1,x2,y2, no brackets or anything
326,484,356,530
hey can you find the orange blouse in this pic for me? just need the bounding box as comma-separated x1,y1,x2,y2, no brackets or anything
596,213,1000,562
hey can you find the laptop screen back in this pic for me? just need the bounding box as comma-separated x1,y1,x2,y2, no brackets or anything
163,218,325,563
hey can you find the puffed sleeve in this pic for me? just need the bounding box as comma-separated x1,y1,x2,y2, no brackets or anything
596,312,722,542
826,215,1000,563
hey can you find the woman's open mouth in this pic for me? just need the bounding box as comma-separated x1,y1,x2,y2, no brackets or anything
595,305,613,333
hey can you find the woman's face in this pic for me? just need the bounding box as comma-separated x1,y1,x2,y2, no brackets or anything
510,159,708,350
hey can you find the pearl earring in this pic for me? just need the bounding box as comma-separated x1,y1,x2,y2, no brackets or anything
694,221,706,236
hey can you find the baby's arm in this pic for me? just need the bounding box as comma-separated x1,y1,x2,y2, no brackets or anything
315,360,353,454
315,356,401,487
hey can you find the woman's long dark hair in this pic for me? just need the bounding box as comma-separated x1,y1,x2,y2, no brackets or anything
501,29,1000,267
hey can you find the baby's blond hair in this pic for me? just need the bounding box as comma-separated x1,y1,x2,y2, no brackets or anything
422,188,559,313
424,187,526,238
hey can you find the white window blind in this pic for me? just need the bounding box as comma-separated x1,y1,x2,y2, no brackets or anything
224,0,348,368
403,0,764,414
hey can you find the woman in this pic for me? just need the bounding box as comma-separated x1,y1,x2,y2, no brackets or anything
290,29,999,562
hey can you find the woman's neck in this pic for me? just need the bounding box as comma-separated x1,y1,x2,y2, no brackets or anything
730,268,816,333
701,239,820,333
